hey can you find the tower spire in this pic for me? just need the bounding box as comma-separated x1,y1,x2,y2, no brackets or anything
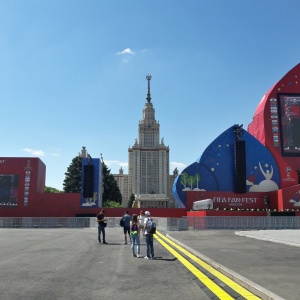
146,74,152,103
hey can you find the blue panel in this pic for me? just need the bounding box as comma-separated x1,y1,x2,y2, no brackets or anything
80,158,102,208
173,125,280,208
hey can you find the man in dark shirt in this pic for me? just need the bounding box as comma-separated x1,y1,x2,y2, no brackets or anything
122,210,131,244
97,209,108,244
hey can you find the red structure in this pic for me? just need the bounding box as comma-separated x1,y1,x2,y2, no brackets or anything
248,63,300,189
248,63,300,212
0,157,186,218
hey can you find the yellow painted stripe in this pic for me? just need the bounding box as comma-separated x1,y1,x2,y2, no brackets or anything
154,234,234,299
155,231,260,300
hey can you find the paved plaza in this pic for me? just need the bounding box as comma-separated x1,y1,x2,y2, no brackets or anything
168,229,300,300
0,228,208,300
1,228,300,299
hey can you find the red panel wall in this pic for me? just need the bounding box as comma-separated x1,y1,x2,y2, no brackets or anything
0,191,187,218
187,210,267,217
0,157,46,208
280,184,300,210
1,157,299,218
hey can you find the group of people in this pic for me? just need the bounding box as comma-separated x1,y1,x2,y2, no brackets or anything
96,209,155,260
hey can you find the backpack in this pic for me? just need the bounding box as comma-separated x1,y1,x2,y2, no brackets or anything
146,218,156,234
130,223,138,237
119,217,125,227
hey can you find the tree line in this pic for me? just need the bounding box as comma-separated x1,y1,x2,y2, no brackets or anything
45,155,135,208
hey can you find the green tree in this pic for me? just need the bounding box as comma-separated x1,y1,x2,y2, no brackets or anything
62,156,122,205
45,186,62,193
194,173,201,189
187,175,196,190
127,193,135,208
180,172,189,188
63,156,82,193
103,200,123,208
102,162,122,205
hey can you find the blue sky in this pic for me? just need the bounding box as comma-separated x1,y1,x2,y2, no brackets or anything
1,1,300,191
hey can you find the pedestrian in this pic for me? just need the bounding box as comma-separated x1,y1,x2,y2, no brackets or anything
143,211,155,259
122,210,131,244
130,214,142,257
96,209,108,244
137,210,144,236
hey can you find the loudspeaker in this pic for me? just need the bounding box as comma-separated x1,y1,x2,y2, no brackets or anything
83,164,94,198
234,140,246,193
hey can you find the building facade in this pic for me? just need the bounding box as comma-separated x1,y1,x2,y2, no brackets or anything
114,75,177,208
113,167,129,204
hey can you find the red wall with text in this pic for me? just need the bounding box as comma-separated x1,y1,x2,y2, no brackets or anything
0,157,187,218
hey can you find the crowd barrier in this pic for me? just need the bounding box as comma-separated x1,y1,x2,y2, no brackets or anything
0,217,90,228
0,216,300,230
187,216,300,230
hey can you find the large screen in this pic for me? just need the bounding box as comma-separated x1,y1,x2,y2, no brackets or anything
278,94,300,156
0,174,19,206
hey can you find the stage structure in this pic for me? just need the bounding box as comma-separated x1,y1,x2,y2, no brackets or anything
173,63,300,213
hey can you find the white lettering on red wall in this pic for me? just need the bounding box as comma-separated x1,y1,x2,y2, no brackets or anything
283,178,296,182
213,197,258,206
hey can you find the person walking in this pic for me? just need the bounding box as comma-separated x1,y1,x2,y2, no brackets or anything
143,211,155,259
130,214,142,257
122,210,131,244
96,209,108,244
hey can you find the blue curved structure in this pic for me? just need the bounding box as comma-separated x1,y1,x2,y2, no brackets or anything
172,125,280,208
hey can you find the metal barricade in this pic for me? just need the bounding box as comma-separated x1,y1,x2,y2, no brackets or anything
0,216,299,230
187,216,300,230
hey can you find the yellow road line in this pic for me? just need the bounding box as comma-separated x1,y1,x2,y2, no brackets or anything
154,234,234,299
155,231,260,300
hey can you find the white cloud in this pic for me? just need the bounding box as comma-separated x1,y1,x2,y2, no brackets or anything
119,162,128,168
82,202,96,206
50,152,60,157
116,48,135,55
50,147,61,157
248,180,279,192
105,160,128,172
22,148,45,156
170,161,186,172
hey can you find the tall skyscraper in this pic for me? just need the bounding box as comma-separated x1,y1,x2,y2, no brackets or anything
114,75,177,208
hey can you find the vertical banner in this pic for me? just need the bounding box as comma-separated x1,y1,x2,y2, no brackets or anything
80,158,102,208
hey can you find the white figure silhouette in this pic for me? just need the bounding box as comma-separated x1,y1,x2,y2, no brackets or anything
248,162,278,192
259,162,273,180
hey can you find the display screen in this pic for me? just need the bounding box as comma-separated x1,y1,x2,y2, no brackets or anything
278,94,300,156
0,175,19,206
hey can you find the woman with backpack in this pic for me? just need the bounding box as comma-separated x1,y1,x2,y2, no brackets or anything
130,214,142,257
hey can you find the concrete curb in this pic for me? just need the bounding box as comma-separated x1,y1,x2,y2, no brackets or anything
166,232,285,300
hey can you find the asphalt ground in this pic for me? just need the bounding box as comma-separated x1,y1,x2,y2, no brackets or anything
167,229,300,300
1,228,299,300
0,228,209,300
